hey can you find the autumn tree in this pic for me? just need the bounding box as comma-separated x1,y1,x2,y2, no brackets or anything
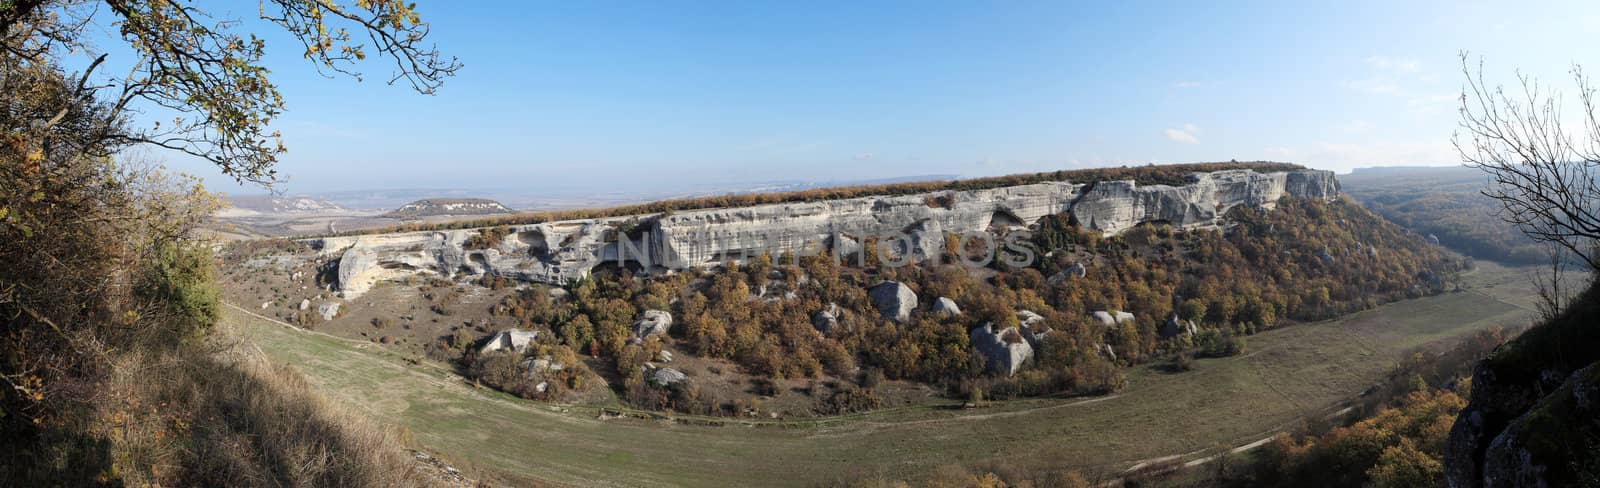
0,1,456,483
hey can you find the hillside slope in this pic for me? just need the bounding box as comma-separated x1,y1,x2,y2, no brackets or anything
1341,166,1544,264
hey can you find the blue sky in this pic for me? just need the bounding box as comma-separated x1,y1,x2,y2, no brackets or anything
121,1,1600,194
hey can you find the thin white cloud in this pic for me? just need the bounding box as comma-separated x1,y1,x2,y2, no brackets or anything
1172,81,1202,88
1338,120,1373,133
1406,93,1458,113
1365,56,1420,73
1345,77,1401,95
1164,124,1200,144
1346,56,1432,97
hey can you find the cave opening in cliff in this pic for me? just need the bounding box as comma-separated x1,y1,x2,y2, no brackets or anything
988,209,1027,231
519,230,553,260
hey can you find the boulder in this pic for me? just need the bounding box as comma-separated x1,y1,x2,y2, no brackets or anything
931,297,962,316
812,303,841,334
1016,310,1045,327
650,367,688,387
548,288,569,300
1428,233,1441,245
479,328,539,355
657,350,674,363
298,298,311,311
260,301,271,310
317,302,341,321
970,323,1034,376
631,310,673,339
1090,310,1135,327
869,281,918,323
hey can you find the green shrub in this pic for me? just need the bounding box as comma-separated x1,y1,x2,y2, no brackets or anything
136,242,221,345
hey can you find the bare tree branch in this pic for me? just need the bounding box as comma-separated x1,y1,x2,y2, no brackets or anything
1454,52,1600,271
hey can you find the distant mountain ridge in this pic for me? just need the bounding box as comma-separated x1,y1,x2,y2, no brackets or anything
382,198,515,218
226,195,345,213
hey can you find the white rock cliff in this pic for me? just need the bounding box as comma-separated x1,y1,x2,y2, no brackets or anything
307,169,1338,297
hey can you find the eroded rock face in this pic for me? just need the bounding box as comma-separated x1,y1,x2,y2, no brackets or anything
970,323,1034,376
1070,169,1338,234
1477,364,1600,487
307,169,1338,296
869,281,918,324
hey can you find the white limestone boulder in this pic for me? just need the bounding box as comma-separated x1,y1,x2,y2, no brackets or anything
1090,310,1135,327
869,281,918,324
479,328,539,355
970,323,1034,376
632,310,674,339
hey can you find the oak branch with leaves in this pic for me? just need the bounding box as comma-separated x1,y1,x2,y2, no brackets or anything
0,0,460,185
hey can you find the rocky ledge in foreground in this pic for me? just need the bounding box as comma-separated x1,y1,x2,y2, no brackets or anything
1445,283,1600,487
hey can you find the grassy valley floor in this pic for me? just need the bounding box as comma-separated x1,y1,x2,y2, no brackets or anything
223,261,1545,487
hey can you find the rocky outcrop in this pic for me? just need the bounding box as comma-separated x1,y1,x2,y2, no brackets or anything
306,169,1337,296
649,367,688,387
971,324,1034,376
1071,169,1339,234
1090,311,1135,327
812,303,841,334
317,302,341,321
479,328,538,355
869,281,918,323
931,297,962,316
1446,285,1600,487
631,310,673,340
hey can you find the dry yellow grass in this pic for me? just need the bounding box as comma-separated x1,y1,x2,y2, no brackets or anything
94,323,455,487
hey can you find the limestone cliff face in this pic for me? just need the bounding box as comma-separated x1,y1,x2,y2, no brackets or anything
1069,169,1337,233
306,169,1338,297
